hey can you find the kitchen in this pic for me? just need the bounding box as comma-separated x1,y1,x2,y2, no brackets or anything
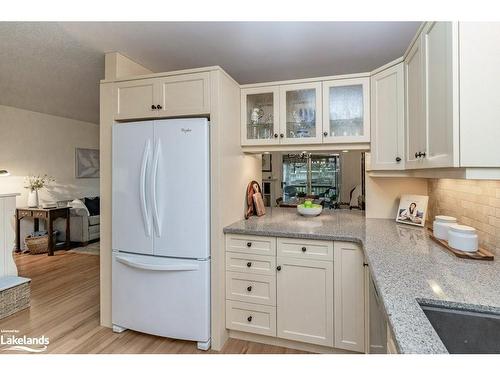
99,21,500,356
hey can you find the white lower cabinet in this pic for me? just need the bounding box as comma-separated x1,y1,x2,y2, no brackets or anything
276,256,334,346
334,241,366,352
225,234,367,352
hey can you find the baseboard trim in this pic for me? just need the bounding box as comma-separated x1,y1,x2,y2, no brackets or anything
228,330,357,354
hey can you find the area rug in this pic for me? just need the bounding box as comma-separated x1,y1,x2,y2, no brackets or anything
69,241,100,256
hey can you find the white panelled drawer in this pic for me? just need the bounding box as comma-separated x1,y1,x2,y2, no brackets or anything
226,300,277,337
226,271,276,306
225,252,276,276
226,234,276,256
277,237,334,261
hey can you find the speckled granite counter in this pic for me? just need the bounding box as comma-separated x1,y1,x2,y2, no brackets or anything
224,208,500,354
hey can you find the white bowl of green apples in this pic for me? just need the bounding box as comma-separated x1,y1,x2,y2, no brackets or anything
297,200,322,217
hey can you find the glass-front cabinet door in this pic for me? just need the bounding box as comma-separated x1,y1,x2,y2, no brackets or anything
322,78,370,143
241,87,280,146
279,82,322,144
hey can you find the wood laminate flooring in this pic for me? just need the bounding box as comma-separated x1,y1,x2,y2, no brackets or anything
0,251,306,354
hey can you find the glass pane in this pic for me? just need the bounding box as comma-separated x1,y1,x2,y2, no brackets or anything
246,93,274,140
286,89,316,138
329,84,364,137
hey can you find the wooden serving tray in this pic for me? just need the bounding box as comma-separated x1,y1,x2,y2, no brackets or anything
427,228,494,261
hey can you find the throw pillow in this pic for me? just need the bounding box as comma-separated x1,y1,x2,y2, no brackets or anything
84,197,100,216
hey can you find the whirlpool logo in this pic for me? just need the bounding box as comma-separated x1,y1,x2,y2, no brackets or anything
181,128,192,134
0,330,49,353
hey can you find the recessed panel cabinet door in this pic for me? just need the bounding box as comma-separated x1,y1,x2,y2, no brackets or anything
157,72,210,116
404,34,426,169
334,241,365,352
422,21,457,168
276,256,333,347
114,79,158,120
370,63,405,170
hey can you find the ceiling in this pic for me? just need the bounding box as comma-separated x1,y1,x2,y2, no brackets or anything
0,22,421,124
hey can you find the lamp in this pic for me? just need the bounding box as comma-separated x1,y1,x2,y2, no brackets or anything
0,170,10,176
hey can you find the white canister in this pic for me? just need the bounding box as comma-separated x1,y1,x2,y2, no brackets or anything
433,215,457,240
447,224,479,253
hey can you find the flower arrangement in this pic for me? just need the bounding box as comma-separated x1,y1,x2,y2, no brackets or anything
24,174,55,192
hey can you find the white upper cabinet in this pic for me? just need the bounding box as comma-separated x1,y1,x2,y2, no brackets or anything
241,87,280,146
114,73,210,120
279,82,323,144
322,78,370,144
370,63,405,170
371,21,500,176
422,22,458,168
404,33,426,169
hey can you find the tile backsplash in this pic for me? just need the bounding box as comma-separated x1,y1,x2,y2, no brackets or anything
427,179,500,254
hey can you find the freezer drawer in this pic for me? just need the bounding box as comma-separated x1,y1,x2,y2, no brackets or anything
112,252,210,342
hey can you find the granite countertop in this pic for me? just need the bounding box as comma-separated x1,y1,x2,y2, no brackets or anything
224,208,500,354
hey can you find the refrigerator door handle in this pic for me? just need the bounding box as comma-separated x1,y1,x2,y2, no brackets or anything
139,139,152,237
151,138,162,237
115,255,199,272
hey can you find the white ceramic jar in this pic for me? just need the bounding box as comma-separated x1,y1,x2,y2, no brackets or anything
447,224,479,252
433,215,457,240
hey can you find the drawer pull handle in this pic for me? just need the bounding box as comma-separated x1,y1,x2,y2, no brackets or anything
246,242,252,248
276,265,281,271
301,246,307,252
247,286,252,292
246,262,252,268
247,316,252,322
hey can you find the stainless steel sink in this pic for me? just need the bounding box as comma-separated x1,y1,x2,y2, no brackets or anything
420,304,500,354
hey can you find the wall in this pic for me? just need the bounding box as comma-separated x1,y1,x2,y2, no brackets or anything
428,179,500,254
0,105,100,205
365,175,429,219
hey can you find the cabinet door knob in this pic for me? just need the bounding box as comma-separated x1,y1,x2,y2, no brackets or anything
421,152,426,158
415,152,419,158
301,246,307,252
246,262,252,268
323,131,328,137
280,134,284,138
157,104,162,110
276,265,282,271
151,105,157,110
274,133,278,138
247,286,252,292
247,316,252,322
395,157,401,162
246,242,252,248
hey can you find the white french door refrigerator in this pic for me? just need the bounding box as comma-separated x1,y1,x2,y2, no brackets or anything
111,118,211,350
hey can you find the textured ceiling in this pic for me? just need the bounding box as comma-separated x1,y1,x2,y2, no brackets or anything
0,22,421,124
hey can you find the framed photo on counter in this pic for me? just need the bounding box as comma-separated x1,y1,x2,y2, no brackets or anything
396,194,429,227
